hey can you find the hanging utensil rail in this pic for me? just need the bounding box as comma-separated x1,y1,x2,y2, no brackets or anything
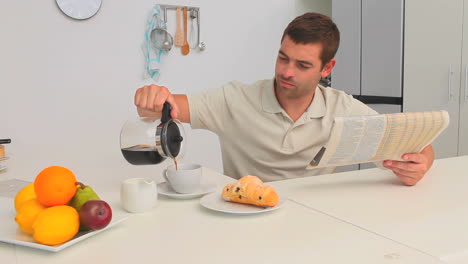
159,4,204,51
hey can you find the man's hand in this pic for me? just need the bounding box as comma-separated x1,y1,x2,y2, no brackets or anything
383,145,435,186
134,84,179,119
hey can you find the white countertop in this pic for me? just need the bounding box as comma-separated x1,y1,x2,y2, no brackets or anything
2,157,465,263
271,155,468,263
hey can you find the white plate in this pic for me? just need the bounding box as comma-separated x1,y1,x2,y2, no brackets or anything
200,192,286,215
0,197,128,252
157,182,217,199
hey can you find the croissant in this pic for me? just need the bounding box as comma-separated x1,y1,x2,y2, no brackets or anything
222,176,279,207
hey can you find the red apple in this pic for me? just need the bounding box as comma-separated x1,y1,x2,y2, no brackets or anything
79,200,112,230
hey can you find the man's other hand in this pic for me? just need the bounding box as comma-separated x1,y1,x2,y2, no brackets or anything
383,145,435,186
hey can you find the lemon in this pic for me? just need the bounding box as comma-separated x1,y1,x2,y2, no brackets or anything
32,205,79,245
15,199,47,235
14,184,36,212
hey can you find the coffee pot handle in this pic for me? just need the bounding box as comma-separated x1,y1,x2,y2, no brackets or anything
161,102,172,123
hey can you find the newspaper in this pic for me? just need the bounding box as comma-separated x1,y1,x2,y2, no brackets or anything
307,110,450,169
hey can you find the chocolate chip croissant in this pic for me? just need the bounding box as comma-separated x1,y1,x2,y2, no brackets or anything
221,176,279,207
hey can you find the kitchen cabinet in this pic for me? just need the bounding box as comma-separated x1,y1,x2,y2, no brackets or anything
461,0,468,156
332,0,404,171
332,0,468,159
332,0,403,113
404,0,466,158
331,0,361,97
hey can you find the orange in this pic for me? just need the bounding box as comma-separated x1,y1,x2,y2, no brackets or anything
34,166,77,206
14,199,47,235
14,183,36,212
32,205,79,245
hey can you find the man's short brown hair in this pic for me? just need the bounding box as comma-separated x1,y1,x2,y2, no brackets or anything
281,12,340,68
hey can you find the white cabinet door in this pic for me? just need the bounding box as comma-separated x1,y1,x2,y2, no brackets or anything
461,65,468,155
361,0,403,97
403,0,463,158
331,0,361,95
459,0,468,156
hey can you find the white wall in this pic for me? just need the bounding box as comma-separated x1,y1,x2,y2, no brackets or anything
0,0,328,182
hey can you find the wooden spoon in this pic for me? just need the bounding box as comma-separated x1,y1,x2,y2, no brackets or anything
181,7,190,55
174,7,184,47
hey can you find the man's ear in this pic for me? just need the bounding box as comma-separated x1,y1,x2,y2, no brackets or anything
321,58,336,78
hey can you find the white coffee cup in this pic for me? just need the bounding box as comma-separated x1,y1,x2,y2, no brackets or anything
120,178,158,213
163,163,202,194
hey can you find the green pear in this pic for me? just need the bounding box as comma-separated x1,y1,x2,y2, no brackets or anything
69,182,101,212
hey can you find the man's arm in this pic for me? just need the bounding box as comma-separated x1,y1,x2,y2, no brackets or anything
383,144,435,186
134,85,191,123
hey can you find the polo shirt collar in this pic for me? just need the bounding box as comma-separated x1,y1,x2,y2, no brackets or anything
262,80,326,119
305,84,326,119
262,79,283,113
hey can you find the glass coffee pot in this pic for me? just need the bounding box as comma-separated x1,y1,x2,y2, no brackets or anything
120,102,186,166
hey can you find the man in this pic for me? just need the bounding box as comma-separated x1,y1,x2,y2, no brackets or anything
135,12,434,185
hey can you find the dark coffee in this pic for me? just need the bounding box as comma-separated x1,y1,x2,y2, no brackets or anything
121,145,164,165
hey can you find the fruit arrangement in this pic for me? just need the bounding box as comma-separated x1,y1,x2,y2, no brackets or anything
14,166,113,246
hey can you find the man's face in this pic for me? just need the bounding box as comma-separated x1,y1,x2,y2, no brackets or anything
274,35,335,99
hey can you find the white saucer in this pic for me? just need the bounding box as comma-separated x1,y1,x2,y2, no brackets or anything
157,182,217,199
200,191,286,215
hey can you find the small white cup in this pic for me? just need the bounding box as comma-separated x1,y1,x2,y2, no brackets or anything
163,163,202,194
120,178,158,213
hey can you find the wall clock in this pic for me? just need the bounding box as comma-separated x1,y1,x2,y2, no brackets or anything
56,0,102,20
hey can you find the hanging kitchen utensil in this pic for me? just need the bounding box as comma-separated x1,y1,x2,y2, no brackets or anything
193,9,206,51
175,7,184,47
189,9,198,49
150,27,174,52
150,6,173,52
181,7,190,55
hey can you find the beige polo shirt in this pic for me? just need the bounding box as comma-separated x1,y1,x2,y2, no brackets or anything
187,79,377,182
